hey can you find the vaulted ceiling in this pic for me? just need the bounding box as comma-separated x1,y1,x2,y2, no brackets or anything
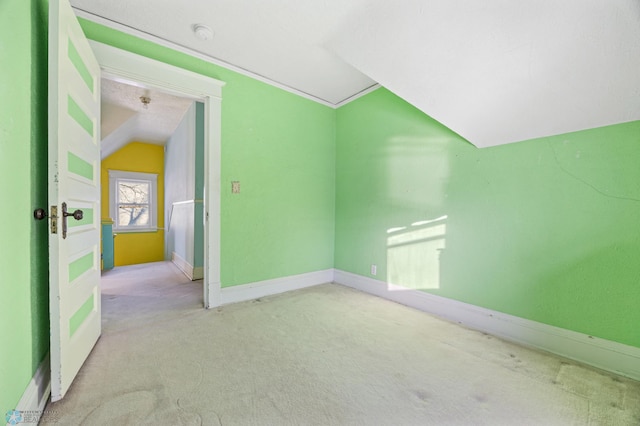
100,78,193,159
73,0,640,148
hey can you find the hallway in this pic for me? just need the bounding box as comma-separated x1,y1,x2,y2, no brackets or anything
100,261,204,331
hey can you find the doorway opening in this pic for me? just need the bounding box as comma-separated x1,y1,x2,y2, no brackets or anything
100,77,206,305
91,40,224,308
101,77,205,274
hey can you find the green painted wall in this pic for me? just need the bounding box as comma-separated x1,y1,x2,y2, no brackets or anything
79,20,336,287
3,2,636,413
335,88,640,348
0,0,49,414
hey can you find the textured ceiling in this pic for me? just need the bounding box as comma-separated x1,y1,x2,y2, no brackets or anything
78,0,640,148
72,0,376,106
101,78,193,158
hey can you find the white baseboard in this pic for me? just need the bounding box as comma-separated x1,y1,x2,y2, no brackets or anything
171,252,199,281
192,266,204,280
220,269,334,305
7,353,51,425
333,269,640,381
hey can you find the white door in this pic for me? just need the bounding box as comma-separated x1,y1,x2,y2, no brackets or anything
48,0,101,401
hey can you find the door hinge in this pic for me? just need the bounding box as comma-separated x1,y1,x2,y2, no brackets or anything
50,206,58,235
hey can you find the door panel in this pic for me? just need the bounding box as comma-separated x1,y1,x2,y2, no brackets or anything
49,0,101,402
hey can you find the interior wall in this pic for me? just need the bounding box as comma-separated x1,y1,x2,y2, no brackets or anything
164,101,205,276
0,0,49,414
335,87,640,349
10,4,635,414
101,142,165,266
80,19,337,287
193,102,205,269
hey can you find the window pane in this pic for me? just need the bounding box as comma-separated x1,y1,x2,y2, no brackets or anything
118,205,149,227
118,180,149,204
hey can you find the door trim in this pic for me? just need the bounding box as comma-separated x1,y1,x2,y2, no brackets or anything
90,41,224,308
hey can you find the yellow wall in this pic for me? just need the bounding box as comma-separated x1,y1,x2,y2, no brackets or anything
101,142,165,266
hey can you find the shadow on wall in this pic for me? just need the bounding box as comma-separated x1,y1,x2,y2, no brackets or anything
30,0,50,373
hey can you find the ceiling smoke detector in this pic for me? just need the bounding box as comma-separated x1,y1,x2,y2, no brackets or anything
192,24,214,41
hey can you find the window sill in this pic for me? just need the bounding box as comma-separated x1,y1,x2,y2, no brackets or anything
112,227,159,234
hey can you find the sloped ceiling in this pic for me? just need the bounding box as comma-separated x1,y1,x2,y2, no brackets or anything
75,0,640,148
328,0,640,147
100,78,194,159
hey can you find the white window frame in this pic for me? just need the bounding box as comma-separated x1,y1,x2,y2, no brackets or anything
108,170,158,233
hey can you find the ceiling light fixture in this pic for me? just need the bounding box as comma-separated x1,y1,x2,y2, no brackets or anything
192,24,214,41
139,96,151,109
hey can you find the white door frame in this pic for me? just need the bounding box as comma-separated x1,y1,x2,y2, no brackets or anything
91,41,223,308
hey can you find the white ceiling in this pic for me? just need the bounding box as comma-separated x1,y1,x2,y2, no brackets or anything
72,0,377,106
327,0,640,147
76,0,640,148
100,78,193,158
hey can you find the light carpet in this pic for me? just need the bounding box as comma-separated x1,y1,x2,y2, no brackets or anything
44,261,640,425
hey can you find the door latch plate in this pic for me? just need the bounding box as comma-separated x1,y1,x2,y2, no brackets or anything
51,206,58,234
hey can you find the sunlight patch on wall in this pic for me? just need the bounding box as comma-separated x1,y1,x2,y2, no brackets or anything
387,216,447,290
